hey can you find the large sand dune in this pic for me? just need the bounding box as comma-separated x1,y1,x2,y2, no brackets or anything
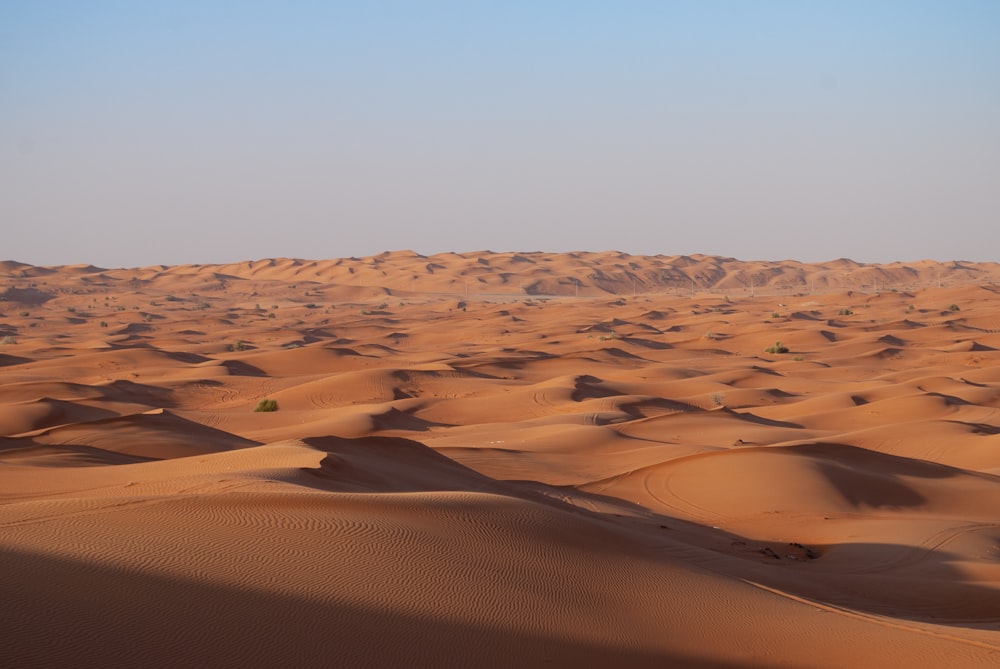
3,252,1000,667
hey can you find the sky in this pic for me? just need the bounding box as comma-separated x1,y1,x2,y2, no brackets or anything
2,1,999,267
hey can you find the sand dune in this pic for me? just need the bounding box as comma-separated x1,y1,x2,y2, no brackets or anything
3,252,1000,667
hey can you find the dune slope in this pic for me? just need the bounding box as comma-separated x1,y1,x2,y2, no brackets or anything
3,252,1000,667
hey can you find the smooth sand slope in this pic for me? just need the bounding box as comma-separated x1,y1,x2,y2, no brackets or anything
2,251,1000,668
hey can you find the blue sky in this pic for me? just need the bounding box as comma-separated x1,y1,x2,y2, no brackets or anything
2,1,998,267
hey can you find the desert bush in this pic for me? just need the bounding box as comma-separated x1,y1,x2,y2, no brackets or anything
99,321,108,328
710,392,725,408
253,398,278,412
231,340,247,351
19,311,29,317
838,308,853,316
771,311,779,319
949,304,960,312
764,341,789,354
1,335,16,345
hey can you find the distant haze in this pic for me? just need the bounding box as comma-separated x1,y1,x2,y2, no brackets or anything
2,1,999,268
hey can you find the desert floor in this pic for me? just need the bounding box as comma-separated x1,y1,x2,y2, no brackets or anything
3,251,1000,668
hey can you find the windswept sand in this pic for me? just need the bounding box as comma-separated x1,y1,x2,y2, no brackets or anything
3,251,1000,667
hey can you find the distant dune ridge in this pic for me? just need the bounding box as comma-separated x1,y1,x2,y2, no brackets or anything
3,251,1000,667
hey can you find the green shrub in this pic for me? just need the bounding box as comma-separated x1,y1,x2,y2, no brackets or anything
1,335,16,345
765,341,789,354
948,303,960,312
231,340,247,352
838,308,853,316
254,398,278,412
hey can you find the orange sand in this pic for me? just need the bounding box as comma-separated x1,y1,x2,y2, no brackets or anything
2,251,1000,667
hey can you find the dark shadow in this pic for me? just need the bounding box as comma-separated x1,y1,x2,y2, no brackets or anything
560,480,1000,631
372,407,453,432
99,379,177,408
570,376,619,402
813,460,926,508
791,442,960,481
726,409,803,429
597,347,647,361
0,353,32,367
0,441,156,466
162,350,213,364
922,391,972,406
618,397,701,419
326,346,365,357
878,334,906,346
0,286,54,305
114,323,152,335
28,411,260,460
623,337,673,350
219,360,268,377
298,435,495,493
944,419,1000,435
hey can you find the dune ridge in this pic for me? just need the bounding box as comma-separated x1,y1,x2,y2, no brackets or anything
3,252,1000,667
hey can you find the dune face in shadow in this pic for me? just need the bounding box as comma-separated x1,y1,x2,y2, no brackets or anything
3,252,1000,667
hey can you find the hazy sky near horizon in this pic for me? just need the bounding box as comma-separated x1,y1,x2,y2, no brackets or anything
3,1,999,268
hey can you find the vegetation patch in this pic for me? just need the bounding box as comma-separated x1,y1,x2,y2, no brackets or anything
254,398,279,412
